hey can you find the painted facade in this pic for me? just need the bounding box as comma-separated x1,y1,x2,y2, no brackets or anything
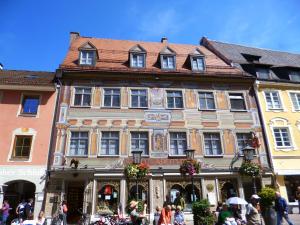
45,33,270,221
202,37,300,211
0,70,56,218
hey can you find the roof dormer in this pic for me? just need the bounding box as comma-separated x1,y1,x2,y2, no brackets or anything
160,46,176,70
189,48,205,72
78,42,98,66
129,45,146,68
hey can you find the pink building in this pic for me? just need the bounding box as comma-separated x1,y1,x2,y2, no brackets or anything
0,70,56,218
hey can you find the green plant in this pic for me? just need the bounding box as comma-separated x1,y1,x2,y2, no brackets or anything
179,159,201,176
239,161,261,177
258,187,276,209
192,199,215,225
124,162,149,179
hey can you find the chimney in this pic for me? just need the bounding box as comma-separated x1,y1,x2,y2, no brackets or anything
0,63,3,70
70,32,80,44
161,37,168,44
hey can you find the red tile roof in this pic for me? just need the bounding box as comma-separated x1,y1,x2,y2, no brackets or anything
60,35,250,77
0,70,55,87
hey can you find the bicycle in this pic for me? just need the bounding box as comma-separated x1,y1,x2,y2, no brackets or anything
77,209,89,225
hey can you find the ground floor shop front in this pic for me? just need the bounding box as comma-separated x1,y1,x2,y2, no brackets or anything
45,169,272,222
0,166,47,220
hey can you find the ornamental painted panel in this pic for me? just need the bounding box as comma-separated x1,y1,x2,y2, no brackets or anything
150,88,164,109
145,110,171,123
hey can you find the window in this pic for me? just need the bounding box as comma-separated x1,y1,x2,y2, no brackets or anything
229,93,246,110
289,71,300,82
69,131,89,156
74,88,91,107
167,91,183,108
290,93,300,110
21,95,39,115
199,92,215,110
256,68,270,79
204,133,222,156
162,55,175,69
131,132,148,155
11,135,32,159
80,50,95,65
236,133,252,154
100,132,119,155
131,89,147,108
273,128,291,147
191,57,205,71
131,53,145,68
170,132,187,155
104,89,120,108
265,91,282,110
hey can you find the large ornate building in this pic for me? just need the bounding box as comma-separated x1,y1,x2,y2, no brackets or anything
45,32,270,221
0,70,56,218
202,37,300,212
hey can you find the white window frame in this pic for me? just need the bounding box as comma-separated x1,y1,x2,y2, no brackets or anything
228,92,247,111
288,91,300,112
235,132,253,155
272,127,292,149
79,50,96,66
98,131,120,157
130,53,146,68
67,130,90,157
129,88,149,108
102,88,121,108
202,132,224,157
168,131,188,157
166,90,184,109
198,91,216,110
263,90,283,111
72,86,92,107
161,55,176,70
191,56,205,72
129,131,149,156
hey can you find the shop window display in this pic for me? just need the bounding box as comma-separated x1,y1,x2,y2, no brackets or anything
96,184,119,214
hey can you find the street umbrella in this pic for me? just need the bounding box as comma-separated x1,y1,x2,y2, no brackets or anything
226,197,248,205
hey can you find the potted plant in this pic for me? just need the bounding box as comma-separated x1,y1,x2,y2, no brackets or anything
124,162,149,179
258,187,276,225
239,161,261,177
192,199,215,225
179,159,201,176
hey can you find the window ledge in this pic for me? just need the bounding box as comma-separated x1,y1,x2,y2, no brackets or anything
18,113,37,117
70,106,91,108
204,155,224,158
9,157,30,161
198,108,216,112
230,109,247,112
168,155,186,158
97,155,120,158
167,108,184,110
129,107,149,110
65,155,88,158
101,107,121,109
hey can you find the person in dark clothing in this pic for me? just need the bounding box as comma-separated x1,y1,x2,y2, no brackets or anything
274,192,294,225
25,198,34,220
295,186,300,214
16,199,26,220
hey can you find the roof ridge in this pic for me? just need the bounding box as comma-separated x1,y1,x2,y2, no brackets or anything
77,36,200,47
207,38,300,56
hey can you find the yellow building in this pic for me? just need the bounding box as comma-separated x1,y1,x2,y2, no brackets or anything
202,38,300,211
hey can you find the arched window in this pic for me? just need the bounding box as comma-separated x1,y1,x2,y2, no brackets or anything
129,185,147,202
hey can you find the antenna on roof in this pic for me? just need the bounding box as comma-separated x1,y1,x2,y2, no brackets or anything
0,63,3,70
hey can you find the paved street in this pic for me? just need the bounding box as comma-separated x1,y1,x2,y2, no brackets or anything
286,214,300,225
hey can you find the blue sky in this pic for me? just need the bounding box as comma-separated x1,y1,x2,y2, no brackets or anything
1,0,300,71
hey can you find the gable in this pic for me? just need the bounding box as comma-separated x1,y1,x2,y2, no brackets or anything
78,42,97,50
160,46,176,55
129,44,146,53
190,48,204,56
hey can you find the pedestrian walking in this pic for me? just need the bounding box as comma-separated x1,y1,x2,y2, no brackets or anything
153,206,161,225
60,200,68,225
274,192,294,225
174,192,185,211
246,195,261,225
158,205,171,225
25,198,34,220
174,206,185,225
36,211,45,225
1,200,10,225
16,199,26,221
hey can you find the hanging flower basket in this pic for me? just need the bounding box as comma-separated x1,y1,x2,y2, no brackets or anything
179,159,201,176
124,162,149,179
239,161,261,177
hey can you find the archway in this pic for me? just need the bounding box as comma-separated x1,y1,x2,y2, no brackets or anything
220,181,238,202
4,180,36,220
129,185,147,202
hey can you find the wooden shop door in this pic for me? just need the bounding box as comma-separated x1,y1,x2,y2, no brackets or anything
67,183,84,223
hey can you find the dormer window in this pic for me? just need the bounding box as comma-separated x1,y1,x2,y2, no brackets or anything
190,48,205,72
162,55,175,69
78,42,97,66
80,50,95,65
256,68,270,79
160,46,176,70
289,71,300,82
129,45,146,68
